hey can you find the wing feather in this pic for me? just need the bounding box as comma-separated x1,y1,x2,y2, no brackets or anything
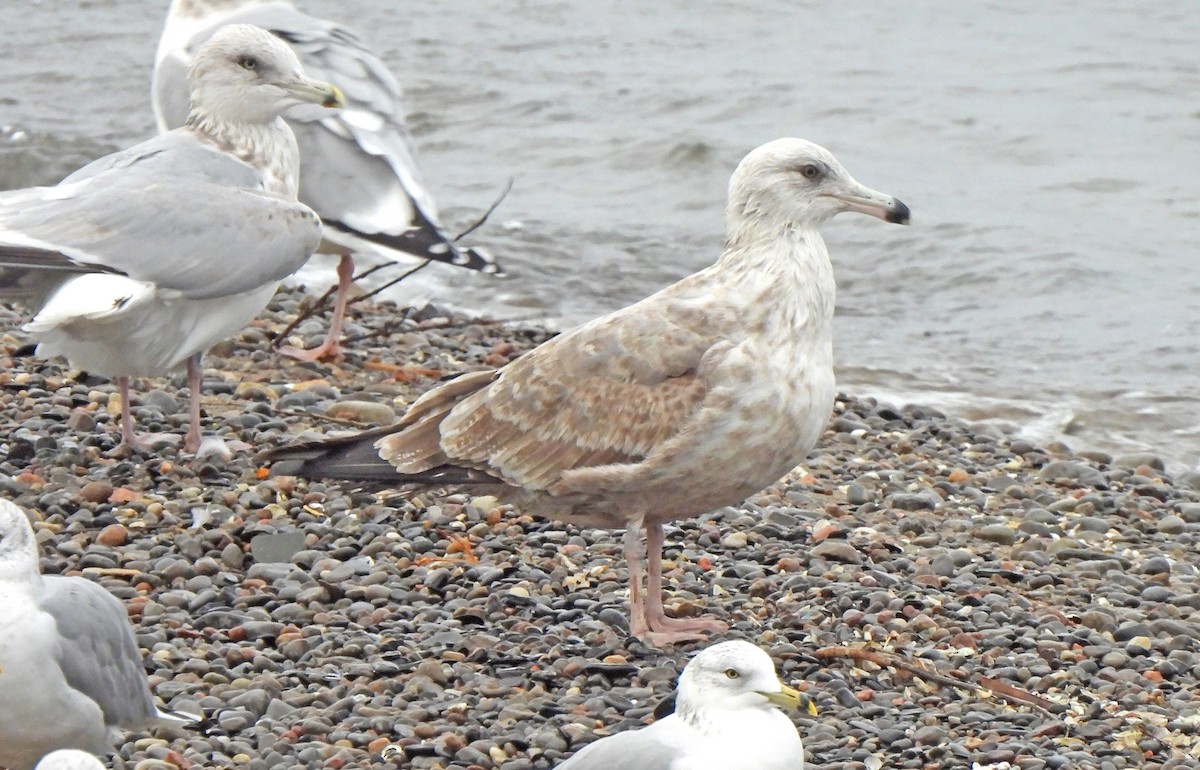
0,140,320,303
38,576,158,729
380,293,724,490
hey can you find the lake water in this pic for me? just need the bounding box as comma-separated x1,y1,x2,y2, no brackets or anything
2,1,1198,468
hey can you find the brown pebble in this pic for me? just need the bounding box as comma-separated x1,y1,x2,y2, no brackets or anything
97,523,129,546
79,480,115,503
108,487,139,504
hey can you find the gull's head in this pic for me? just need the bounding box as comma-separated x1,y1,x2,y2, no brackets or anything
677,640,817,716
187,24,345,125
0,499,40,584
33,749,107,770
728,138,910,231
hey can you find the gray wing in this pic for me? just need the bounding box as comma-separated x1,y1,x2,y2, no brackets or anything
556,728,685,770
61,130,261,187
153,2,499,274
38,575,158,729
0,131,321,303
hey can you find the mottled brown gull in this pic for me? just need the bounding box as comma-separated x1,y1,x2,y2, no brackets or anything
0,24,343,452
154,0,502,362
267,138,910,644
0,501,194,770
555,641,814,770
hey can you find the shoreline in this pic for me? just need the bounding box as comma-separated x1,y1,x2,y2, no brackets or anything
3,289,1200,768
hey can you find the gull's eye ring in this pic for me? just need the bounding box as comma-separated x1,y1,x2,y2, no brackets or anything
725,668,740,679
238,56,259,70
798,164,821,179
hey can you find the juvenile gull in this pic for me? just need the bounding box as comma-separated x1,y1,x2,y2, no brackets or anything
0,501,193,770
154,0,502,362
33,751,106,770
267,138,910,644
0,24,342,452
556,640,813,770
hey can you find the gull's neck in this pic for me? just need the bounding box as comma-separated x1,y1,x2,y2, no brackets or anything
716,215,835,311
0,550,43,595
186,112,301,197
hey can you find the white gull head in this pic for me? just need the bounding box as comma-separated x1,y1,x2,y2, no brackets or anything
0,499,41,589
727,138,911,235
677,640,812,717
187,23,344,126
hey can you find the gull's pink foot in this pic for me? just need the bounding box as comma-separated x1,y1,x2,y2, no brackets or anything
278,337,344,362
278,254,353,363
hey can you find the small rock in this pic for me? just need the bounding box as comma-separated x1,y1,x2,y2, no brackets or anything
1157,514,1186,535
889,491,940,511
79,480,115,504
974,524,1016,545
96,523,129,547
1113,452,1165,471
251,531,307,564
1037,461,1106,488
811,540,861,564
325,400,397,426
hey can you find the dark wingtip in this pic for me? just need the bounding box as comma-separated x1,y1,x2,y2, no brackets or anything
887,198,912,225
324,218,503,274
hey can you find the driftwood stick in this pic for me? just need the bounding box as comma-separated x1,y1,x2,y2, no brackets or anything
814,646,1058,714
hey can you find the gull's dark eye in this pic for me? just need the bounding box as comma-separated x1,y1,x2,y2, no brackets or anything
798,163,821,180
725,668,740,679
238,56,259,71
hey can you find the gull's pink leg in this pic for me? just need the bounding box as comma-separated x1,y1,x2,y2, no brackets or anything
116,376,179,451
624,521,651,641
642,521,726,644
278,254,353,362
183,354,203,453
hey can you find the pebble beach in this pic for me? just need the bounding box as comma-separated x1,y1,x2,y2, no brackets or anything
3,287,1200,770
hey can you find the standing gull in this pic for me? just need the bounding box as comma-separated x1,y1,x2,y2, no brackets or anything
554,641,813,770
153,0,502,362
0,500,193,770
267,138,910,644
0,24,342,452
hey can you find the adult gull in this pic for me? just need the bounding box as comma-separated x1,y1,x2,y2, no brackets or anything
154,0,502,362
0,24,342,452
556,640,813,770
0,500,193,770
266,138,910,644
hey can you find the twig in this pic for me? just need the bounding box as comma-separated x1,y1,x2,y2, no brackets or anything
274,408,375,428
814,646,1059,714
338,313,418,346
452,177,512,241
347,260,433,307
271,286,337,344
273,180,514,342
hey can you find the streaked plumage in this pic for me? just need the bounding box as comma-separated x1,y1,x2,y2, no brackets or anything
0,24,340,451
268,138,910,644
154,0,501,361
